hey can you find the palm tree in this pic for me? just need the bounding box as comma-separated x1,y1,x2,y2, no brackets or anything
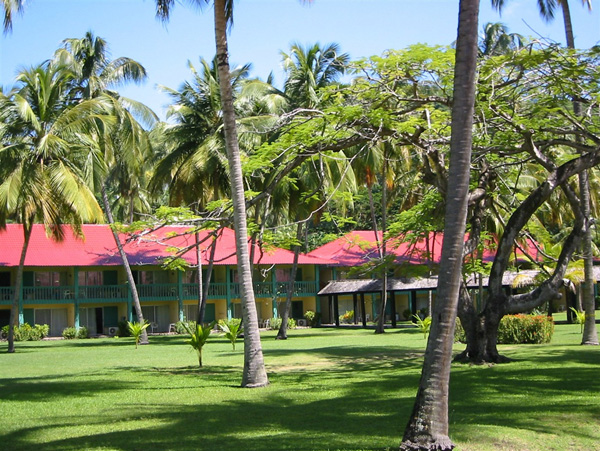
401,0,481,448
492,0,598,345
154,0,268,388
150,58,272,209
0,62,108,352
479,22,524,56
281,42,349,110
2,0,23,33
57,32,157,345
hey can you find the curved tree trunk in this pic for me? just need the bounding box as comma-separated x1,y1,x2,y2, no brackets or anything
101,184,148,344
401,1,479,448
7,220,33,353
214,0,268,388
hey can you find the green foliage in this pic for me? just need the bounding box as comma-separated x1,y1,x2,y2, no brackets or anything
175,321,196,335
77,326,89,339
117,320,131,337
498,315,554,344
127,321,150,349
569,307,586,334
269,317,296,330
304,310,319,327
2,324,49,341
183,321,215,367
455,315,554,344
402,309,412,321
412,315,432,339
62,327,78,339
218,318,243,350
339,310,354,324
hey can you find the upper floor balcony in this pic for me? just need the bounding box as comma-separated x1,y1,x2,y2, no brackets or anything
0,280,319,305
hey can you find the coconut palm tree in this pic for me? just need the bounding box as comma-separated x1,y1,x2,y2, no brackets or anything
492,0,598,344
0,62,108,352
2,0,23,33
57,32,157,345
401,0,481,448
154,0,269,388
479,22,524,56
281,42,349,110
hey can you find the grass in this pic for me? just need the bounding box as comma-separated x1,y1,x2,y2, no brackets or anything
1,322,599,451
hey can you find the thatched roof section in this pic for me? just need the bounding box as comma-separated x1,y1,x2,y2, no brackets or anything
318,270,542,296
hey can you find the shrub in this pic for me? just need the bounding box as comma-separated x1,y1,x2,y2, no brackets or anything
454,318,466,343
269,317,296,330
498,315,554,344
62,327,78,339
175,320,196,335
402,309,412,321
77,326,89,339
117,320,131,337
2,323,49,341
455,315,554,344
217,317,241,330
304,310,320,327
339,310,354,324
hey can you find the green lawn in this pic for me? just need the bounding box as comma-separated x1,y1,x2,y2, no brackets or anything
1,323,599,451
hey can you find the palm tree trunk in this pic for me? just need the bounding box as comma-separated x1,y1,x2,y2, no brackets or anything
401,0,480,448
213,0,268,388
101,184,148,344
277,222,303,340
559,0,598,345
7,220,33,353
195,231,205,324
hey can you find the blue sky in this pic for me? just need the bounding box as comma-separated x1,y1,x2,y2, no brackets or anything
1,0,599,120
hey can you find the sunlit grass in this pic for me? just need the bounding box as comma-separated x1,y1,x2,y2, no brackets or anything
1,322,599,450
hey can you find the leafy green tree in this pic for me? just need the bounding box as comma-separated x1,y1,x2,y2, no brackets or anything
492,0,598,345
127,321,150,349
479,22,524,56
184,321,215,367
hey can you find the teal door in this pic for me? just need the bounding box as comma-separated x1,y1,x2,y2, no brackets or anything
204,303,216,323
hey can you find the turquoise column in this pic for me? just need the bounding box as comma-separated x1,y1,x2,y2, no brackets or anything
271,269,278,318
18,271,23,324
177,271,184,322
315,267,321,314
226,267,232,320
74,267,80,329
127,286,133,322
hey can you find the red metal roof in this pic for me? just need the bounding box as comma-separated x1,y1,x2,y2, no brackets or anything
0,224,335,268
307,230,540,267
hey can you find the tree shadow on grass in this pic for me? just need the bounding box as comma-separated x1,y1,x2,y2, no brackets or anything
0,365,418,451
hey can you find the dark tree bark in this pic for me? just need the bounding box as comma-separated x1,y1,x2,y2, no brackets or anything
400,1,480,449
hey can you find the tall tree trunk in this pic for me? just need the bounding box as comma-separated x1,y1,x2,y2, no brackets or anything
101,184,148,344
7,220,33,353
277,222,303,340
401,1,479,449
195,231,205,324
580,168,598,345
560,0,598,345
214,0,268,388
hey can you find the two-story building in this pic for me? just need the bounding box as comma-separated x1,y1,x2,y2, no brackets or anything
0,224,334,336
